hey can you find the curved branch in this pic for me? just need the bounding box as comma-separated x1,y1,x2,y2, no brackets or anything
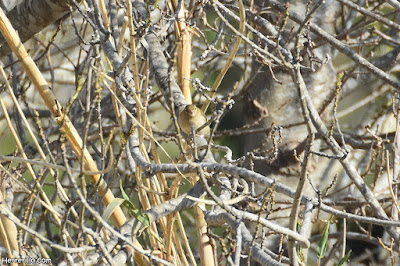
266,0,400,90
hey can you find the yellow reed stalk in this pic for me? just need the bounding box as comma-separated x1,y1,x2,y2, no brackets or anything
0,6,126,228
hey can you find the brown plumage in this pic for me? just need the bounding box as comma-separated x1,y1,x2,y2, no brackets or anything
178,104,210,136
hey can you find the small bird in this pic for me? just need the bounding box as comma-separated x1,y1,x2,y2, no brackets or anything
178,104,210,136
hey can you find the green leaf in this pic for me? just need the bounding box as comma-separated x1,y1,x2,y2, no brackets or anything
119,180,150,227
317,222,330,258
123,201,151,227
120,180,130,201
102,198,125,221
338,250,352,266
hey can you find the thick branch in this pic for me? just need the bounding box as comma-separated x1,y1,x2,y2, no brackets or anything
0,0,77,58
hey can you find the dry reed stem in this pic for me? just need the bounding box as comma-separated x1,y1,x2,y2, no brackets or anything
0,6,127,229
174,0,193,104
201,0,245,113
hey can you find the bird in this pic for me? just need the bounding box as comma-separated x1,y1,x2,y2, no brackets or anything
178,104,210,136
